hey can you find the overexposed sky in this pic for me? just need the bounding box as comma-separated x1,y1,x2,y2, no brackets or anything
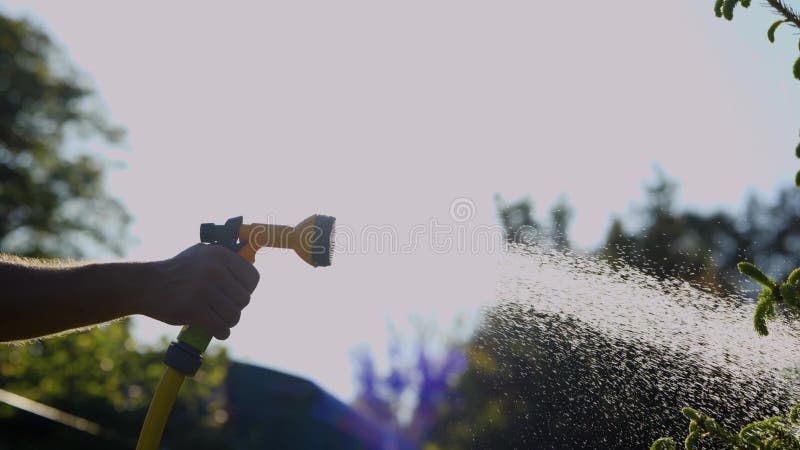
3,1,799,400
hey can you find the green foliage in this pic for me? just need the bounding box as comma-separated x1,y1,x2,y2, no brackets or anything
794,56,800,81
781,281,799,307
494,193,574,250
651,437,677,450
657,405,800,449
738,262,777,290
733,262,800,336
602,172,710,284
734,262,800,336
715,0,800,33
790,405,800,423
549,196,573,251
0,320,231,449
752,290,775,337
768,20,786,43
722,0,747,20
0,13,129,258
711,0,800,186
715,0,725,17
599,170,800,296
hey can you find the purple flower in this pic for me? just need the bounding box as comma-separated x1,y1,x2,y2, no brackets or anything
353,350,377,397
351,341,469,445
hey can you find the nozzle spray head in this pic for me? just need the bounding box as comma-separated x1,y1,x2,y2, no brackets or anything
290,214,336,267
216,214,336,267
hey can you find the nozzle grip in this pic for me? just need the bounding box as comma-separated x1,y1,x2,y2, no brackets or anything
165,222,256,375
177,243,256,353
173,250,249,356
177,326,213,353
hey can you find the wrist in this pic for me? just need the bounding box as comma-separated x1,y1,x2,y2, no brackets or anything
116,260,165,317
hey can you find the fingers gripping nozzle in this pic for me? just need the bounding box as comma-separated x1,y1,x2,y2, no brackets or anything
164,216,248,376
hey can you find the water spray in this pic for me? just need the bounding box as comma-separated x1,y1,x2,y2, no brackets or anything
135,215,335,450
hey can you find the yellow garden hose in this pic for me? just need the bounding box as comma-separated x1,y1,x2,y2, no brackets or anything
134,324,215,449
135,368,185,450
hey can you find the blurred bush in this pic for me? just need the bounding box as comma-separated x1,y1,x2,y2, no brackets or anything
0,320,231,449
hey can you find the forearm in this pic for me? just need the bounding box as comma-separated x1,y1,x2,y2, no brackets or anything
0,258,157,342
0,244,259,343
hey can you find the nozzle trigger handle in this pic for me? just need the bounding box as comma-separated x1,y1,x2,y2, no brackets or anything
164,216,255,375
200,216,244,252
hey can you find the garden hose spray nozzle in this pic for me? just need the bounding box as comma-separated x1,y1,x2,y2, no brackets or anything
136,214,335,450
202,214,336,267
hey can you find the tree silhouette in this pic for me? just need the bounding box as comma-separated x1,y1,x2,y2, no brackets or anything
549,196,573,252
0,13,129,258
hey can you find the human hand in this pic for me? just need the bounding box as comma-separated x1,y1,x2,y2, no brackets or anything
142,244,260,339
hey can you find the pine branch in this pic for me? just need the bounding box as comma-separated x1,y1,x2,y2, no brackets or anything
653,405,800,449
712,0,800,183
765,0,800,30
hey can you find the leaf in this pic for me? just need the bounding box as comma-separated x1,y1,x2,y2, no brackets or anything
714,0,725,17
768,20,786,43
702,416,720,433
780,282,799,308
722,0,740,20
789,405,800,424
682,407,701,421
685,431,700,449
739,422,762,444
737,262,777,289
788,268,800,286
753,290,775,336
794,56,800,81
650,437,676,450
792,58,800,80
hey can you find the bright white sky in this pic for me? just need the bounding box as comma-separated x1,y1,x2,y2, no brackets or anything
2,1,799,400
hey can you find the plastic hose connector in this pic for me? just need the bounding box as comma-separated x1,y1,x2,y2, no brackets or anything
163,341,203,377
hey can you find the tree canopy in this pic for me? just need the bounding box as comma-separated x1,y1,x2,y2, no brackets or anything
0,13,128,258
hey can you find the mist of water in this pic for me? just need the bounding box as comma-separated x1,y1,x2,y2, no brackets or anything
472,244,800,447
